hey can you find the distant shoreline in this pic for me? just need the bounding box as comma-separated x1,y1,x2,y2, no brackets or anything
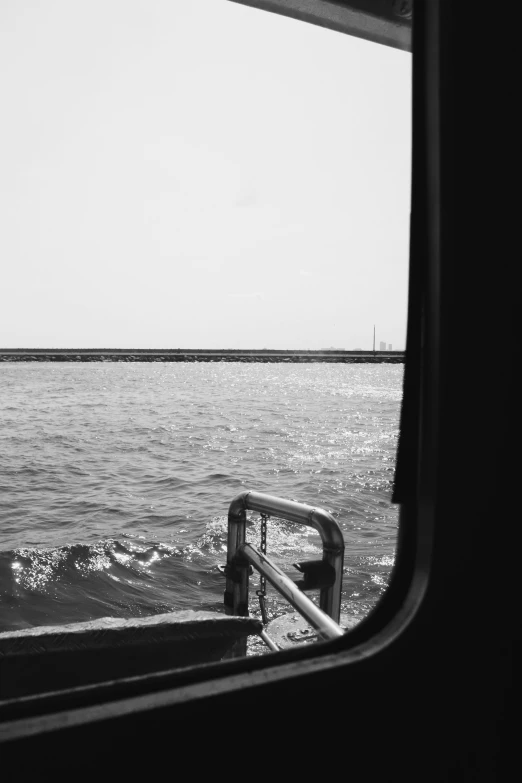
0,349,404,364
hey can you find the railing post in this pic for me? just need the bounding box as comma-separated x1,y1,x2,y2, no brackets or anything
224,491,250,617
223,492,251,658
310,509,344,623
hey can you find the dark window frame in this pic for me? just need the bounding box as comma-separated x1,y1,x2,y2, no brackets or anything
0,0,425,717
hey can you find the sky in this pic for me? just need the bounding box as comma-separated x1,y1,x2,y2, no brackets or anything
0,1,411,350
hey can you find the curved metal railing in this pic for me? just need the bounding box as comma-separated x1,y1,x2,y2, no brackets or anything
224,491,345,644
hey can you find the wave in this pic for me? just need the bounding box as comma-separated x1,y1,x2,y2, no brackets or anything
1,539,177,589
0,537,196,633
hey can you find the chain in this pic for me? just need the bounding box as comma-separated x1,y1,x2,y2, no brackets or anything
256,513,269,625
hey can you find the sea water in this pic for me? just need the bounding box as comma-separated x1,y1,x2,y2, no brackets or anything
0,363,402,634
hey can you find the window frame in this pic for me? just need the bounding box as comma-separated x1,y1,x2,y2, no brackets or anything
0,0,437,734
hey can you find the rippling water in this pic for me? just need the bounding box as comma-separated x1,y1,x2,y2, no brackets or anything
0,363,402,635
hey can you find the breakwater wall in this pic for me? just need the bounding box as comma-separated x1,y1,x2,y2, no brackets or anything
0,349,404,363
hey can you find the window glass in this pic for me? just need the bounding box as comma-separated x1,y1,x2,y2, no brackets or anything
0,1,411,662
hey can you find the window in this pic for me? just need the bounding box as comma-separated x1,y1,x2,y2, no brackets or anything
0,0,410,693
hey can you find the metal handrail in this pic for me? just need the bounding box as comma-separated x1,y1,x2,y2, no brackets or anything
238,543,344,640
225,491,345,627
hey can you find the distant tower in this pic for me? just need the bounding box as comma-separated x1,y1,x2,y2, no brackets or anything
379,341,386,351
388,343,392,350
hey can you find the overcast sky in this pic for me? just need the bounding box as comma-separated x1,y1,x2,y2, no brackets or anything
0,1,411,350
